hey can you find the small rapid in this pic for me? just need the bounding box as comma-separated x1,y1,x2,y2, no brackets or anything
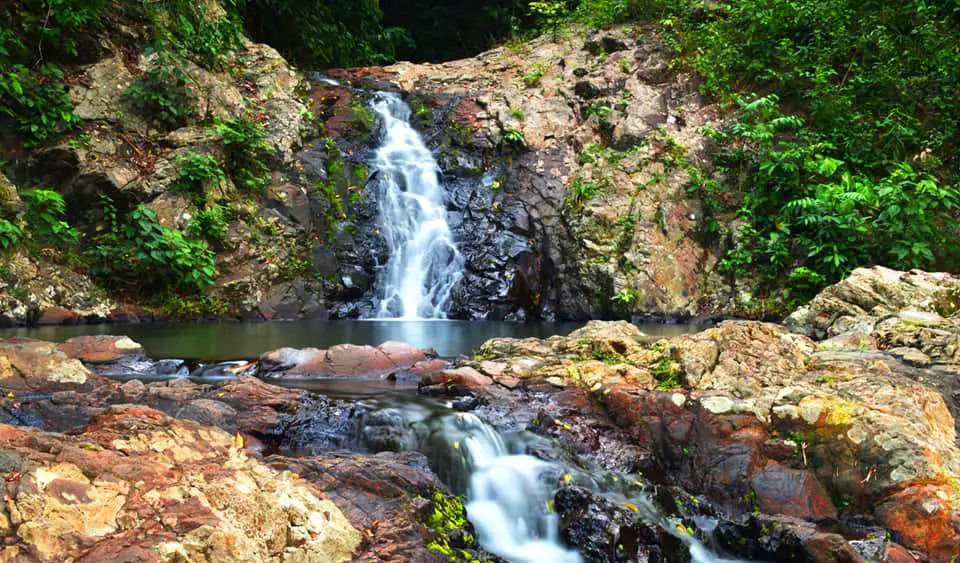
422,411,745,563
370,92,463,319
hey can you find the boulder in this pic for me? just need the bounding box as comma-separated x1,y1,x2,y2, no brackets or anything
786,266,960,338
554,486,685,562
0,405,361,562
0,338,99,392
58,335,144,364
259,341,431,379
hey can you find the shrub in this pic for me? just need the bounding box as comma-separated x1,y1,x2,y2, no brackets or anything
175,153,225,205
188,203,232,243
20,189,77,246
711,95,960,302
241,0,412,68
163,1,245,70
0,218,21,249
213,115,275,190
90,197,216,294
0,63,78,146
125,46,198,129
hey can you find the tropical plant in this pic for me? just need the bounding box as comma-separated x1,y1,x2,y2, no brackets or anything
125,46,198,129
213,115,275,191
20,189,77,246
90,197,216,294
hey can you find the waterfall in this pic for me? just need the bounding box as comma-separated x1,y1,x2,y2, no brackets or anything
370,92,463,319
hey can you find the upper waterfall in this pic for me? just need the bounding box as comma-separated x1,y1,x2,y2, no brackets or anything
370,92,464,319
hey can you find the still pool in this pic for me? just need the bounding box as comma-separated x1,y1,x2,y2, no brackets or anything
0,319,706,361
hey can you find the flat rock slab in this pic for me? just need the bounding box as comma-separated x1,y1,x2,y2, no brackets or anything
259,341,432,379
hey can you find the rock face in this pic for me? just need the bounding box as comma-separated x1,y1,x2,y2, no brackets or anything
448,312,960,561
0,405,361,562
326,25,728,320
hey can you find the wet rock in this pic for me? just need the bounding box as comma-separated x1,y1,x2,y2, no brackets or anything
188,360,256,383
554,486,685,562
278,395,365,455
0,405,361,562
267,451,455,562
751,461,836,519
259,341,431,379
58,335,145,364
419,366,493,395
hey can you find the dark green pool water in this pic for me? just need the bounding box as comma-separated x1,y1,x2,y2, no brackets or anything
0,319,705,362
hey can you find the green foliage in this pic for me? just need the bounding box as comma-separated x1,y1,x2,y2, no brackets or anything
0,63,78,146
213,115,275,191
681,0,959,173
176,153,225,205
529,1,568,39
651,358,681,391
708,95,960,303
612,287,640,305
91,197,215,294
20,189,77,246
149,0,245,70
242,0,412,68
502,124,527,146
523,62,546,87
188,203,232,243
565,178,601,209
126,46,198,129
350,101,375,132
1,0,107,61
0,0,110,145
573,0,663,28
423,490,476,561
0,218,21,249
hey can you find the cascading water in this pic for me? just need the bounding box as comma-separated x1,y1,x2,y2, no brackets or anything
370,92,464,319
430,412,583,563
423,412,745,563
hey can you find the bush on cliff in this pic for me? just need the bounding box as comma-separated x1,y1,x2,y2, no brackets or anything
90,197,216,295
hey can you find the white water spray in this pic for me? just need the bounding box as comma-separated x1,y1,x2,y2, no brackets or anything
430,412,747,563
370,92,463,319
440,413,583,563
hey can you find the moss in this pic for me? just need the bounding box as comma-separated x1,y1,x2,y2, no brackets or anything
934,287,960,317
423,490,480,562
652,358,682,391
349,101,375,132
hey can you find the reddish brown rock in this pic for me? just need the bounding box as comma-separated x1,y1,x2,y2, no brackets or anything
259,342,432,379
268,451,445,562
409,358,451,376
459,318,960,561
421,366,492,391
57,335,144,364
0,337,104,393
35,306,80,325
0,405,361,562
875,484,960,562
379,340,428,368
751,461,836,519
326,344,395,376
